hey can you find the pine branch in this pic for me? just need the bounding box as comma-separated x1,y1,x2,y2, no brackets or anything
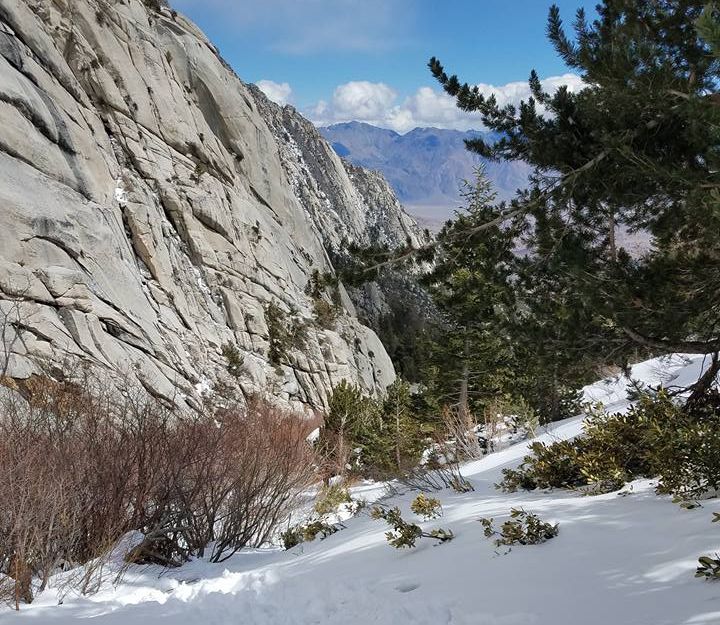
547,5,580,68
528,70,548,105
620,326,720,355
697,3,720,59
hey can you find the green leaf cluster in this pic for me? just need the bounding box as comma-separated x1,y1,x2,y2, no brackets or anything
410,494,442,520
500,393,720,498
480,509,559,547
371,497,454,549
696,513,720,580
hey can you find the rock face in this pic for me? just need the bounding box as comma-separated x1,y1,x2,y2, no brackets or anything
0,0,423,412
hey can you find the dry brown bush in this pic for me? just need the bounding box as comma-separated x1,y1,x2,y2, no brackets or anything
0,371,318,608
439,405,482,460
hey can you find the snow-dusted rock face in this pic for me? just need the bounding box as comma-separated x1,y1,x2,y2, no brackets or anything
0,0,423,412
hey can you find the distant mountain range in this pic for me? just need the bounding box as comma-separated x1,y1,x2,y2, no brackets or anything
320,122,532,225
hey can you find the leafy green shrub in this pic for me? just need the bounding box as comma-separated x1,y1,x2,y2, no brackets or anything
499,393,720,498
312,298,339,329
280,520,340,549
371,505,453,549
696,555,720,579
696,512,720,580
221,342,245,378
576,408,655,489
281,487,364,550
371,506,422,548
499,439,586,492
479,509,558,547
265,301,307,365
410,494,442,520
645,406,720,499
301,520,339,542
280,526,303,550
314,485,352,516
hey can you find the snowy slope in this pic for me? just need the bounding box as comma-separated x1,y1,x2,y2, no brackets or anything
5,354,720,625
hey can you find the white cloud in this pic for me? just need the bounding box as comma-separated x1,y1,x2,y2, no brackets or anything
256,80,293,106
309,73,585,133
399,86,482,132
326,81,397,120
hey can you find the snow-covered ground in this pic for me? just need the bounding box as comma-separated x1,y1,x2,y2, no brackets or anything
4,354,720,624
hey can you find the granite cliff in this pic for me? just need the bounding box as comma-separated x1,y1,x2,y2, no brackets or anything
0,0,423,412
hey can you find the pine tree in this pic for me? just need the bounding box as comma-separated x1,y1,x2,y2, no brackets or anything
421,169,596,422
429,1,720,404
319,379,429,478
422,169,520,420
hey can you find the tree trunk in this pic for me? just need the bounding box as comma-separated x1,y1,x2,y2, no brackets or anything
549,365,560,424
458,332,480,458
608,209,617,263
11,554,32,610
685,352,720,416
337,412,347,479
395,406,401,472
459,364,469,428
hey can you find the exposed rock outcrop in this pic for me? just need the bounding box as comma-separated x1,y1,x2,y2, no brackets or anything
0,0,423,412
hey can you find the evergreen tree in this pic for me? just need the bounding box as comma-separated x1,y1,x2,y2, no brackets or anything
319,379,429,478
423,169,595,422
428,1,720,405
382,379,424,472
422,169,519,419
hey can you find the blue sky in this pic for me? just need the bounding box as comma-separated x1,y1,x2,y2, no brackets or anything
173,0,598,132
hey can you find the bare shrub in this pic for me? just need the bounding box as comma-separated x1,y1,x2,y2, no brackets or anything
399,466,446,492
123,399,318,564
0,370,318,607
206,400,317,562
400,447,474,494
482,400,504,447
440,405,483,460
